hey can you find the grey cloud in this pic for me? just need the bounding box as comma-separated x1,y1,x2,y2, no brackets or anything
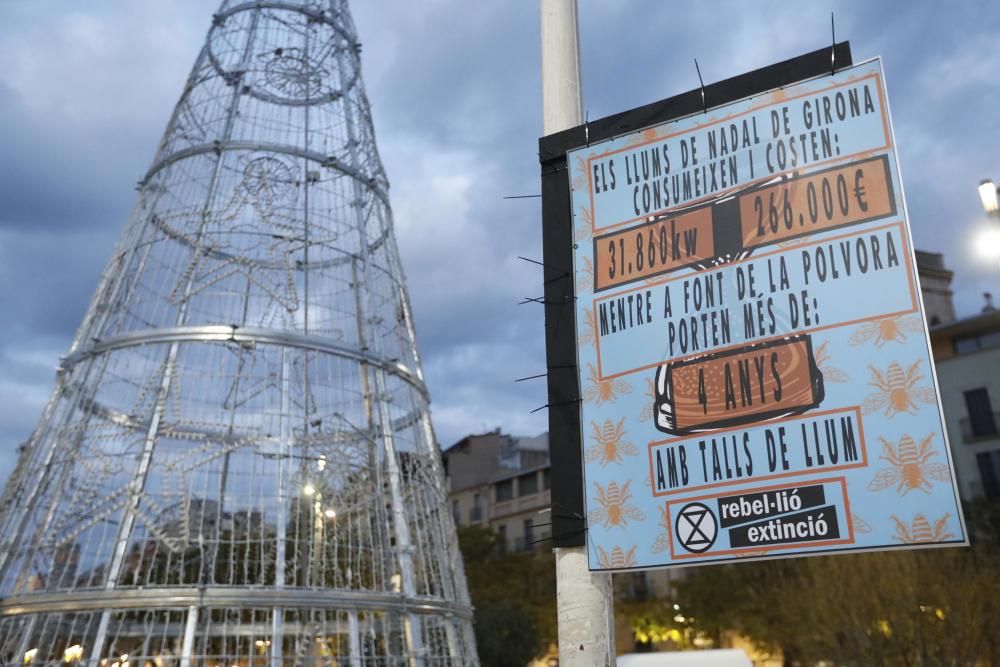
0,0,997,476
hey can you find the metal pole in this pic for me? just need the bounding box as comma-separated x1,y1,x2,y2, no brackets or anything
348,610,362,667
179,605,199,667
540,1,616,665
272,347,292,667
541,0,583,137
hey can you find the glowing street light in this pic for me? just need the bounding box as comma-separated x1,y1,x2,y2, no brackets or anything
975,179,1000,262
980,179,999,215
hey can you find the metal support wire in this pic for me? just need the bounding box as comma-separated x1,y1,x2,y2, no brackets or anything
0,0,477,664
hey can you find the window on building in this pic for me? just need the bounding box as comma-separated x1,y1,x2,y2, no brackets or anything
471,493,482,522
955,331,1000,354
495,479,513,502
977,450,1000,498
496,525,507,554
965,388,998,437
523,519,535,551
542,468,551,490
983,331,1000,350
955,337,977,354
518,472,538,497
452,499,459,524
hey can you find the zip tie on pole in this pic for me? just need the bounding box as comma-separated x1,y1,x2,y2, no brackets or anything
694,58,707,113
530,398,582,414
831,13,837,75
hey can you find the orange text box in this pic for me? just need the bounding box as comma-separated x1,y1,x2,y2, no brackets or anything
648,406,868,497
657,336,823,435
594,207,715,291
738,156,895,250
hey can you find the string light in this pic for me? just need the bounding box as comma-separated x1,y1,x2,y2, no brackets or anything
63,646,84,663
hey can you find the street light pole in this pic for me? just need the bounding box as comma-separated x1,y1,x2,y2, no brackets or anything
541,2,617,665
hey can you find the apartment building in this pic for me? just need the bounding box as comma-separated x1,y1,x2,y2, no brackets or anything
915,251,1000,499
929,297,1000,499
443,429,552,552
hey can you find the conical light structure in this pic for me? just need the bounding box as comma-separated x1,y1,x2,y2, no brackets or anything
0,1,477,664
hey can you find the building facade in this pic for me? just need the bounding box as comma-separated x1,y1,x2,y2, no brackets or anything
916,250,1000,500
929,303,1000,499
443,430,552,553
916,250,957,325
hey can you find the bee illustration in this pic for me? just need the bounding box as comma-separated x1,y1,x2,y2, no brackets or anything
579,308,598,349
572,154,592,190
576,205,593,243
862,361,936,417
639,378,655,422
849,314,924,347
585,418,638,466
589,480,644,530
814,340,848,383
583,364,632,405
576,256,594,294
852,513,873,534
890,513,953,543
651,506,670,553
868,433,951,495
597,544,638,569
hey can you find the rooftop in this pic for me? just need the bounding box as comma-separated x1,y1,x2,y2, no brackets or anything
930,306,1000,339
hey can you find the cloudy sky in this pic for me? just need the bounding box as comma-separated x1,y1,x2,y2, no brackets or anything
0,1,997,481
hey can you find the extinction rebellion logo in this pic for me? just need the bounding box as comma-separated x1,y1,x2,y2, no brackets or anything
675,502,718,553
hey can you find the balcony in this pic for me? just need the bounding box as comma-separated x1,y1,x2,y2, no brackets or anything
492,489,551,519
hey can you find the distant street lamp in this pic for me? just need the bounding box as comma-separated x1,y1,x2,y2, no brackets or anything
980,179,999,217
976,179,1000,261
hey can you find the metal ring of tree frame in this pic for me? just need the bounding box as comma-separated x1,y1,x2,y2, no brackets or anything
206,1,361,106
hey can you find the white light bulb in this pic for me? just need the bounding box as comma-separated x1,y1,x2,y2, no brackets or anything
979,179,999,213
974,227,1000,262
